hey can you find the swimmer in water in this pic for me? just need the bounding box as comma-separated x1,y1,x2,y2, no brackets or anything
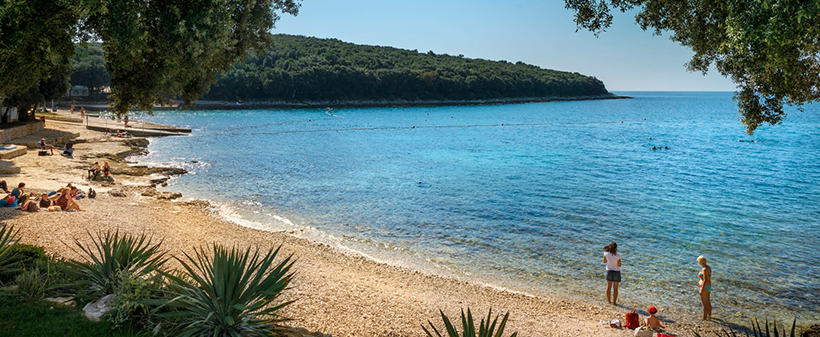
652,146,657,150
664,146,669,149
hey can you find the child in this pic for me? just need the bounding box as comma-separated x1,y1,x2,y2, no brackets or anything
645,305,665,330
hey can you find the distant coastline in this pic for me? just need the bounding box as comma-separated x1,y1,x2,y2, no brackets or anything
58,94,630,111
189,94,631,110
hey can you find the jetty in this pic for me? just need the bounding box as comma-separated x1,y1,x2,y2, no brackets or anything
38,110,191,137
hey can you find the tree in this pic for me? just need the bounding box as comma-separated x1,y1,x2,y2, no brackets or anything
564,0,820,135
1,0,300,119
0,0,77,120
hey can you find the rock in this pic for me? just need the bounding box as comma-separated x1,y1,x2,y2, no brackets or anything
140,189,158,197
83,294,116,322
804,324,820,337
124,138,149,148
109,189,127,197
279,327,331,337
44,297,74,307
156,192,182,200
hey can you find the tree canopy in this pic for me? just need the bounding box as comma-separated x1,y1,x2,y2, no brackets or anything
203,35,610,102
0,0,300,117
564,0,820,135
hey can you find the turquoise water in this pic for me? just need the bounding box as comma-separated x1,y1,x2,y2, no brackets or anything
136,92,820,322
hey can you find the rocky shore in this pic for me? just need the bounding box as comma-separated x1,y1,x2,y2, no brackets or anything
0,120,735,336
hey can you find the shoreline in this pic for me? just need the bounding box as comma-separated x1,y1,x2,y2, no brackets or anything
56,94,631,111
0,117,772,336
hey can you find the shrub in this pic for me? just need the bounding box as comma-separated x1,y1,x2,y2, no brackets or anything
0,225,21,283
62,230,167,298
15,269,48,301
422,308,518,337
155,244,295,336
109,270,165,330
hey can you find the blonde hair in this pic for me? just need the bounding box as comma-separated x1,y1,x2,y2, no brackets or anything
697,255,707,265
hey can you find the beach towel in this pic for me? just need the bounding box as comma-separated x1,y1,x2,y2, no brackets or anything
47,206,62,212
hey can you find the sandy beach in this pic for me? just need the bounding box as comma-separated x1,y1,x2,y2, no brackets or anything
0,117,731,336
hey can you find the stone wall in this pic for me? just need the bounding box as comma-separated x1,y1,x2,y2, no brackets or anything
0,122,45,143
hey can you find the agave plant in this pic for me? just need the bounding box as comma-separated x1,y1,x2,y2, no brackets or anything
156,244,295,337
694,318,799,337
423,308,518,337
0,225,21,279
62,230,167,297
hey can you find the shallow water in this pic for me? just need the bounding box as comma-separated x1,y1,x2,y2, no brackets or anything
135,92,820,322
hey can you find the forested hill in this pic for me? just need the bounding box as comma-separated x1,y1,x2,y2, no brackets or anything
200,34,610,102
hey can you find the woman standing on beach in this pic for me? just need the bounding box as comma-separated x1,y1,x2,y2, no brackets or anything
697,255,712,320
603,242,621,305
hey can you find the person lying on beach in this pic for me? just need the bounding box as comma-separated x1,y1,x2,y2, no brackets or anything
644,305,665,330
38,138,55,155
0,193,17,207
54,189,83,211
89,162,102,180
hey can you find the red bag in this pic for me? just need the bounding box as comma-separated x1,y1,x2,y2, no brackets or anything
624,308,640,329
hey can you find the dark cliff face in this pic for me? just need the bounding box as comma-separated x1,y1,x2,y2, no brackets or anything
201,34,610,102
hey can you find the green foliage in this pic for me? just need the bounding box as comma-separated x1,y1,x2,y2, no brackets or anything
693,318,799,337
563,0,820,135
0,0,300,117
155,244,295,337
0,225,21,282
0,290,147,337
109,271,165,330
202,34,609,102
70,43,111,94
0,0,77,100
7,243,47,269
422,308,518,337
62,230,167,298
86,0,301,114
15,269,49,301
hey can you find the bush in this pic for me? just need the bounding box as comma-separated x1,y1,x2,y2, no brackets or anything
155,244,295,336
15,269,48,301
422,308,518,337
109,270,165,330
62,230,167,299
0,225,21,283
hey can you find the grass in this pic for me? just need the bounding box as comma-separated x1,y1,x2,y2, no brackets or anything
0,290,146,337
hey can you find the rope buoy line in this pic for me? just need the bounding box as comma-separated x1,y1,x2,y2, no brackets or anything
205,116,775,136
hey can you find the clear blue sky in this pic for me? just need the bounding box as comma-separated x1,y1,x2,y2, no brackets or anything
273,0,736,92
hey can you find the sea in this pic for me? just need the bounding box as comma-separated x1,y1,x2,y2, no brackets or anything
133,92,820,323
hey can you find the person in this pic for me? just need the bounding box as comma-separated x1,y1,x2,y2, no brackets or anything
54,189,83,211
70,104,74,113
0,180,8,193
645,305,665,330
123,115,129,127
62,142,74,157
603,242,622,305
652,146,657,150
11,183,25,199
0,193,17,207
89,162,102,180
664,146,669,150
698,255,712,320
80,107,85,118
103,162,111,178
38,193,53,208
38,138,55,155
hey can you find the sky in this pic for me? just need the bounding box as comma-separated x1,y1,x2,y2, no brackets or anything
273,0,736,92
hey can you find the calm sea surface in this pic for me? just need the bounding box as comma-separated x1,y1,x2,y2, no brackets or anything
135,92,820,322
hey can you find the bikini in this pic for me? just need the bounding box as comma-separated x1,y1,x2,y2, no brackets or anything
698,272,712,292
